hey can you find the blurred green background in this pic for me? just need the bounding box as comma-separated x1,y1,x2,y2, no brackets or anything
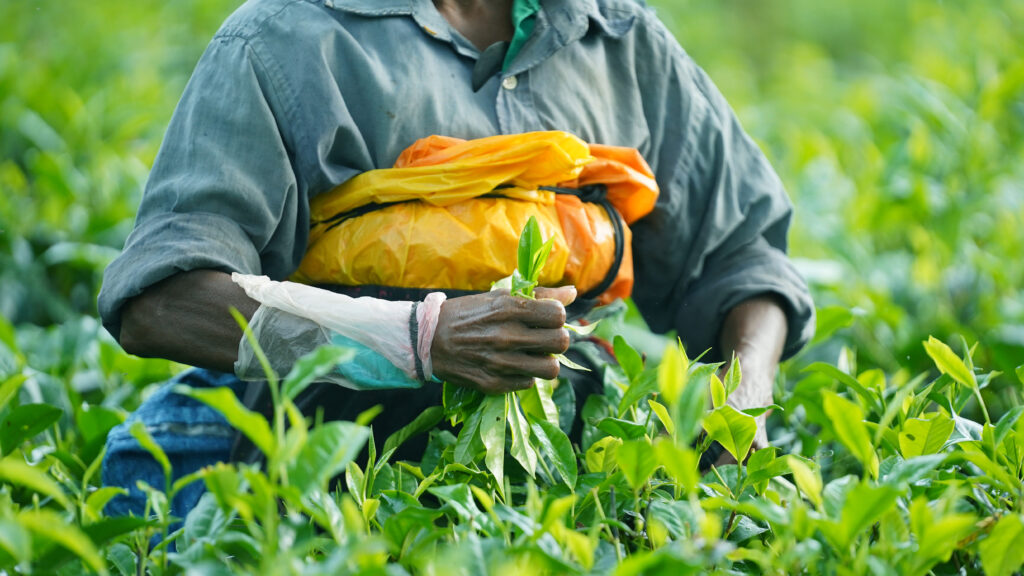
1,0,1022,413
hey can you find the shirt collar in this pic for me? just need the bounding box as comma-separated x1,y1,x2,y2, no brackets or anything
327,0,635,40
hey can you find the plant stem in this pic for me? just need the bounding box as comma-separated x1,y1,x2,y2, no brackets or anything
609,485,622,558
972,386,991,425
724,508,738,539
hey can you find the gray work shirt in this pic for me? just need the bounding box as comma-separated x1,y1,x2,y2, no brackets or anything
98,0,815,360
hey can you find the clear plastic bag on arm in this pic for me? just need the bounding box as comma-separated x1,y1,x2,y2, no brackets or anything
232,274,444,390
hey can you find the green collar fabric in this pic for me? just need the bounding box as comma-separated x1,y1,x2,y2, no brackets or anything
504,0,541,69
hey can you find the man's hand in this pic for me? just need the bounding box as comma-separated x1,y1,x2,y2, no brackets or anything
712,294,788,465
431,286,576,394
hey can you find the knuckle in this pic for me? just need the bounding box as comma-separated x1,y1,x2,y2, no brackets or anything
496,297,519,320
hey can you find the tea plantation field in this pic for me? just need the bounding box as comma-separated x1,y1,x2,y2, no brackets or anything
1,0,1022,573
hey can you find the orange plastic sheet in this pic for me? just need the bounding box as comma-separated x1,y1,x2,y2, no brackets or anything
295,131,658,304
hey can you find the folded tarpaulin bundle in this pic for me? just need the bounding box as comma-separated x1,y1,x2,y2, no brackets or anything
294,131,659,305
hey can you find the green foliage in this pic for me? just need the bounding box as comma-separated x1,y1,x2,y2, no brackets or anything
656,0,1024,416
2,0,1023,573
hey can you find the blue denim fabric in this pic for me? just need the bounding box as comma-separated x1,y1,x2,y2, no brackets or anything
102,369,246,521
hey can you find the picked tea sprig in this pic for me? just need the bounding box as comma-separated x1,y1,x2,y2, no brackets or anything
496,216,597,371
512,214,555,299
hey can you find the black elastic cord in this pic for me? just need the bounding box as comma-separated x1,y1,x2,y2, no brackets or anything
409,301,425,381
539,185,626,301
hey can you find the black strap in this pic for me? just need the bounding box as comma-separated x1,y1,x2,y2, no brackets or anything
538,184,626,302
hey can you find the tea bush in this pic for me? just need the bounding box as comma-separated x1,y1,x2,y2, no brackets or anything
1,0,1023,574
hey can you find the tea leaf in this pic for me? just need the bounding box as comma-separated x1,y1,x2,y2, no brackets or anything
724,353,742,396
128,421,171,484
585,436,622,474
384,406,443,454
980,513,1024,576
994,406,1024,446
531,238,555,283
881,453,947,486
618,369,659,418
0,374,26,415
822,391,879,478
518,378,559,427
289,421,370,495
429,483,483,524
0,403,62,454
741,404,783,418
668,362,714,450
85,487,128,522
647,399,675,437
106,544,136,576
657,339,688,405
19,509,107,575
0,517,30,565
613,335,643,383
898,414,955,458
518,216,542,281
923,336,976,389
823,482,900,549
702,405,757,463
530,419,577,488
282,345,355,400
812,306,855,345
507,394,537,477
454,406,484,465
710,373,726,409
76,405,124,446
654,438,699,494
618,439,658,492
788,458,823,510
565,321,600,336
595,416,647,440
480,395,507,494
555,353,590,372
802,362,879,412
509,269,537,298
182,492,232,549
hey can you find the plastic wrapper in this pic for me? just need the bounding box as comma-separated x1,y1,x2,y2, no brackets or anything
232,274,445,390
294,131,658,304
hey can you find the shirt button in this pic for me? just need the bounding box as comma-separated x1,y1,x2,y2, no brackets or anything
502,75,518,90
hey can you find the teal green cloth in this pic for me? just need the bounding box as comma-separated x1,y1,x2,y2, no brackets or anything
504,0,540,69
330,333,423,390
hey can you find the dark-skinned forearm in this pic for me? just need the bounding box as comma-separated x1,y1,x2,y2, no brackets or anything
118,269,259,373
718,294,788,450
719,294,788,380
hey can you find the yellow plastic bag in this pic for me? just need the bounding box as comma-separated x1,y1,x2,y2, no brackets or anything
295,131,658,304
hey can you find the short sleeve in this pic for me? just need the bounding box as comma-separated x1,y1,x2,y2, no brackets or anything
98,35,304,341
631,19,815,360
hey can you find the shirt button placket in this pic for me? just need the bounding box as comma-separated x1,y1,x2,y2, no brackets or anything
497,71,539,134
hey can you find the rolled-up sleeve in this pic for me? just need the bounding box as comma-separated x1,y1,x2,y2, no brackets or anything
98,35,303,341
631,20,815,361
